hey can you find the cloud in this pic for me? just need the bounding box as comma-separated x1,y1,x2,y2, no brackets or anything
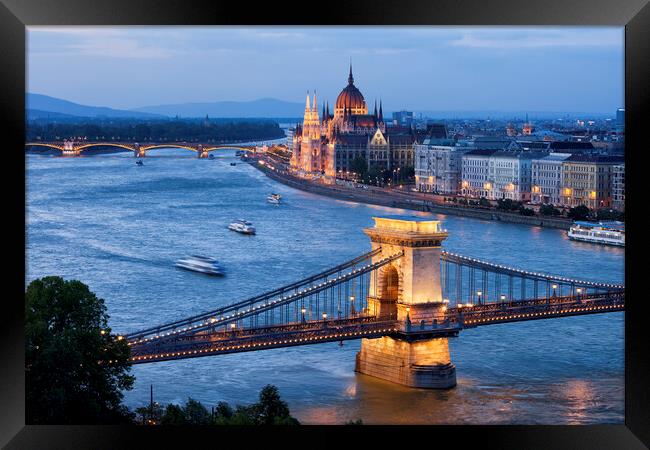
448,29,622,49
28,27,176,59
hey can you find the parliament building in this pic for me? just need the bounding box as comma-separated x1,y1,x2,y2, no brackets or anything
290,65,417,182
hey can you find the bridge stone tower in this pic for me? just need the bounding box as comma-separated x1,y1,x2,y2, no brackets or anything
355,216,457,389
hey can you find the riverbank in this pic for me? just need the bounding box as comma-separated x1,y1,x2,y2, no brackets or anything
249,159,573,230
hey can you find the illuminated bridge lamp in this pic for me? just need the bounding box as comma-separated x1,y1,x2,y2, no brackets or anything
477,291,482,305
322,313,327,320
552,284,558,297
500,294,506,302
230,323,236,330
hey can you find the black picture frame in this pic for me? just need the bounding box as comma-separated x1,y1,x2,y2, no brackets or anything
2,0,648,447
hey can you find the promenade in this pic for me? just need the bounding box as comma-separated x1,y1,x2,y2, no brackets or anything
249,155,573,230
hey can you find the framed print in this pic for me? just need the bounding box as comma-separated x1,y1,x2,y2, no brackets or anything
2,0,648,447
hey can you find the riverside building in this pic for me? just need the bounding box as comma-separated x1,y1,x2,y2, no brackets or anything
461,149,544,201
559,155,623,209
414,138,470,194
531,153,572,205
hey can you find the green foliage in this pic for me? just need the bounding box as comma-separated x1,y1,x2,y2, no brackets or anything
25,276,134,424
594,208,625,222
518,206,535,216
150,385,299,426
349,156,368,179
160,404,187,425
212,401,234,425
184,398,212,425
568,205,590,221
496,198,522,211
253,385,299,425
27,119,285,143
135,402,163,425
478,197,490,207
539,204,561,216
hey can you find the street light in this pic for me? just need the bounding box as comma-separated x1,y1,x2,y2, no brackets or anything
477,291,483,305
552,284,558,297
301,307,306,323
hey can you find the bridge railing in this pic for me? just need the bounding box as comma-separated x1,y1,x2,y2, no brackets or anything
440,251,623,307
445,290,624,327
126,249,403,346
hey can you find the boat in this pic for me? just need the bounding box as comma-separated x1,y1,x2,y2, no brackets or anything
235,150,245,157
175,255,224,276
267,193,281,204
208,154,215,160
230,162,237,166
136,160,144,166
228,219,256,235
567,221,625,247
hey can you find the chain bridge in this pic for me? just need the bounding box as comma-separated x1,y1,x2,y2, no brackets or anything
25,140,263,158
121,217,624,389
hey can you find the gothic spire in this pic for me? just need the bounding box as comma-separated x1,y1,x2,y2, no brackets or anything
379,100,383,121
374,100,378,117
348,60,354,85
312,90,317,113
305,91,311,111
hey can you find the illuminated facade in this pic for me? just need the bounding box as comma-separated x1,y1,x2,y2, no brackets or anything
560,155,623,209
290,65,417,181
414,138,469,194
531,153,571,205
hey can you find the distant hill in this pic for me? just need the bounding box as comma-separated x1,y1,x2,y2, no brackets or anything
132,98,305,118
26,109,79,120
27,93,165,119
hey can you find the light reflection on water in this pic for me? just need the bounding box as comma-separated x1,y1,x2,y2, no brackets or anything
26,149,624,424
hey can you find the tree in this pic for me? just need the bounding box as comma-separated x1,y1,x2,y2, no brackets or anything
160,404,187,425
568,205,590,221
212,401,234,425
594,208,624,222
25,276,134,424
253,385,299,425
183,398,212,425
539,204,561,216
349,156,368,180
518,206,535,216
478,197,490,207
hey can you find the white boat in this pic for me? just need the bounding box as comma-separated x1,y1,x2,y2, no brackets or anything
568,221,625,247
267,193,281,204
175,255,224,276
228,219,256,235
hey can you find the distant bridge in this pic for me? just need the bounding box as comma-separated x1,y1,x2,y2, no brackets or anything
120,217,624,389
25,140,265,158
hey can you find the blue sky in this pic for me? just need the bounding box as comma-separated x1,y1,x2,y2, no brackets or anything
27,26,624,114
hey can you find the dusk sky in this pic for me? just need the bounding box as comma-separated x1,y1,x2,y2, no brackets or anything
27,26,624,114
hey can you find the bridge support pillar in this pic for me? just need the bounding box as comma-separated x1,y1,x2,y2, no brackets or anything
356,216,456,389
134,144,146,158
355,336,456,389
198,145,209,158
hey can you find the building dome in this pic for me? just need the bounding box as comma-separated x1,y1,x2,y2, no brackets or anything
334,65,367,114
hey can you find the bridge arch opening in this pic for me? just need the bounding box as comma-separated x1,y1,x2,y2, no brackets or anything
376,264,399,319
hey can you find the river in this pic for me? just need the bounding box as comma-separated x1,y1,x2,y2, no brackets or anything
25,148,624,424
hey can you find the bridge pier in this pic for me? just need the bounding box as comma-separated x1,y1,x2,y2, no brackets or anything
198,145,209,158
133,143,146,158
355,217,457,389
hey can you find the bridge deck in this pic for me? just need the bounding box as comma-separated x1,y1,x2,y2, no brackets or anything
129,292,623,364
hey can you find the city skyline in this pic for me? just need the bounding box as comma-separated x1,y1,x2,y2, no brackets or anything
27,26,624,115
